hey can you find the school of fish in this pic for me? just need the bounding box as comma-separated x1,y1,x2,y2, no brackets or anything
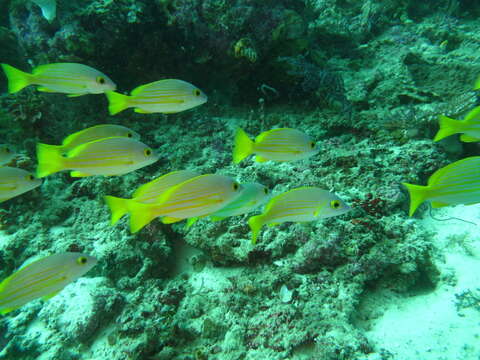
0,56,479,314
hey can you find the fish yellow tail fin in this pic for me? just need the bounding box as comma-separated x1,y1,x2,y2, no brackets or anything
433,115,463,142
1,64,33,94
248,214,265,244
36,143,65,178
233,128,254,164
105,91,131,115
128,201,157,233
402,182,428,217
104,195,130,225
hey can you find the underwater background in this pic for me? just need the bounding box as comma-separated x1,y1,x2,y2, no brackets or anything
1,0,480,359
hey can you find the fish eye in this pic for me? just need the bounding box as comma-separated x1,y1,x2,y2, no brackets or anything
26,174,35,181
77,256,88,265
233,182,239,191
127,132,133,138
263,188,268,194
194,89,201,96
96,76,106,85
144,148,152,156
330,200,341,209
310,142,315,149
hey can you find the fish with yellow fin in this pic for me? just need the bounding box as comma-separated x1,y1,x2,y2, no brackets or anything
128,174,242,233
403,156,480,216
105,79,207,115
0,252,97,314
43,124,140,156
233,128,318,164
434,106,480,142
36,137,158,178
0,167,42,203
248,187,350,244
1,63,115,96
104,170,200,225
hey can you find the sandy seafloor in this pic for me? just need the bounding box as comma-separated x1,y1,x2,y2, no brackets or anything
2,1,480,359
360,204,480,360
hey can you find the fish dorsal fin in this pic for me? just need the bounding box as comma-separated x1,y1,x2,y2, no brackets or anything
66,136,123,158
131,83,152,96
255,128,291,143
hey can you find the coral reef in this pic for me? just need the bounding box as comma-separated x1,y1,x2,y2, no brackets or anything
1,0,480,359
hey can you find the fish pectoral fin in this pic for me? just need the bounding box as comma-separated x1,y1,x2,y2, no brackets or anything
70,171,93,177
431,201,449,208
42,291,60,301
459,134,480,143
134,108,153,114
255,155,268,163
67,93,86,98
162,216,183,224
37,86,56,93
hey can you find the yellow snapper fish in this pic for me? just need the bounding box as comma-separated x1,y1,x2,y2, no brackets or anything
0,167,42,203
248,187,351,244
0,145,15,166
128,174,243,233
31,0,56,21
0,252,97,315
36,137,159,178
403,156,480,216
104,169,200,225
105,79,207,115
1,63,116,96
233,128,318,163
434,106,480,142
45,124,140,156
186,182,269,228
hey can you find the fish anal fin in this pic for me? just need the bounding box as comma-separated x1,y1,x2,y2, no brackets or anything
431,201,449,208
255,155,268,163
134,108,153,114
67,93,86,98
460,134,480,143
42,291,60,301
70,171,92,177
37,86,56,93
162,216,183,224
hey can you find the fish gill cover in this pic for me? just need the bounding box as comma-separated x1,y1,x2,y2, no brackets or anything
0,0,480,359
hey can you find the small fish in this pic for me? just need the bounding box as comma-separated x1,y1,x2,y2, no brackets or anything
128,174,243,233
186,182,270,228
233,128,318,163
0,252,97,314
1,63,116,96
104,169,200,225
0,167,42,203
403,156,480,216
434,106,480,142
46,124,140,155
248,187,350,244
105,79,207,115
31,0,56,22
0,145,15,166
36,137,159,178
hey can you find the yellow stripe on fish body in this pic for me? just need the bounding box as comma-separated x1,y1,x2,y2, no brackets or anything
0,253,97,314
434,106,480,143
0,63,115,95
105,79,207,115
403,156,480,216
233,128,318,163
128,174,243,233
0,145,15,166
36,137,159,178
0,167,42,203
104,170,200,225
248,187,351,244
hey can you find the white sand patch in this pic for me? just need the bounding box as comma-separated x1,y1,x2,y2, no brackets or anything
363,204,480,360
